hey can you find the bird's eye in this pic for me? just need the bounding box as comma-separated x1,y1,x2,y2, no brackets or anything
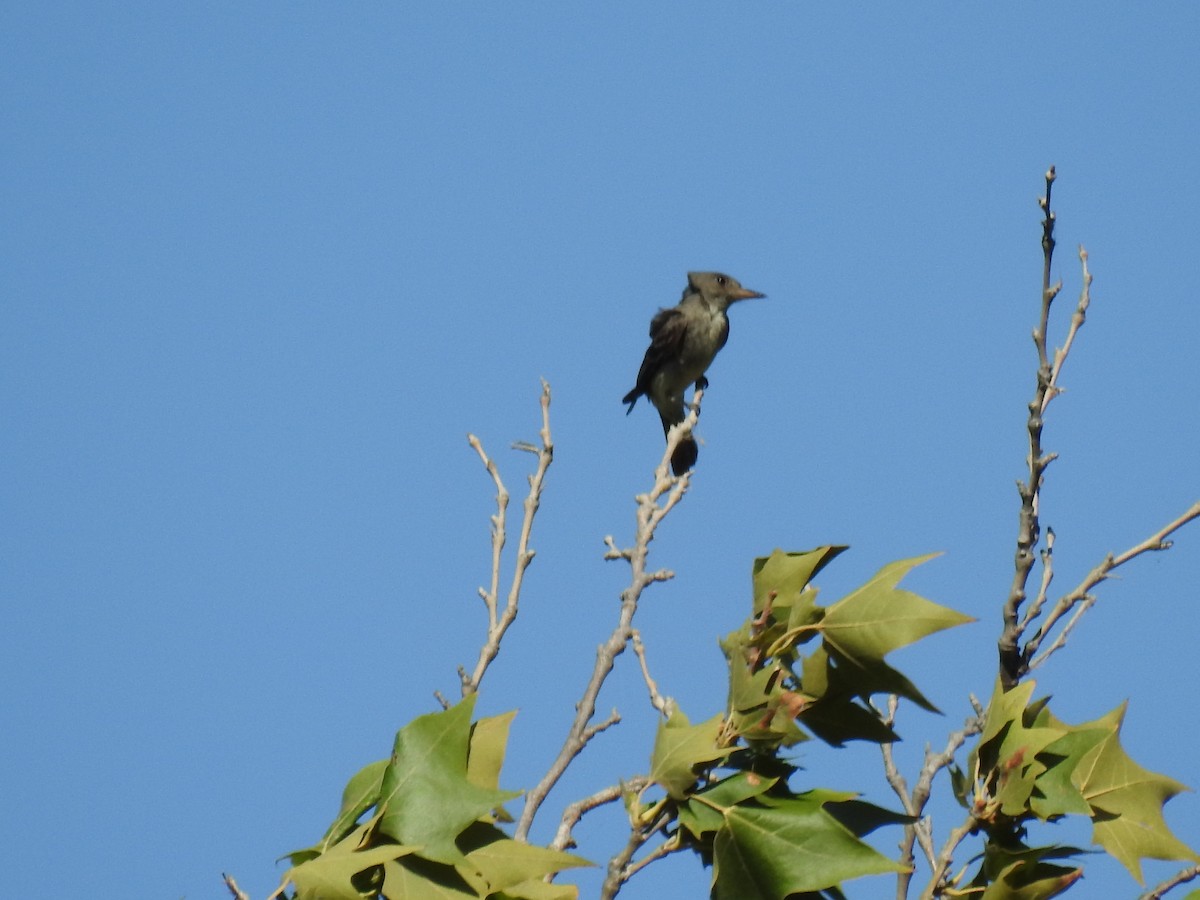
716,275,727,286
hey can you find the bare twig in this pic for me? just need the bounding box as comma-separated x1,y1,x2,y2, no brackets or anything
1019,528,1055,632
223,873,250,900
550,780,646,852
921,811,979,899
998,166,1063,690
461,381,553,697
1026,500,1200,669
624,832,684,878
631,630,670,716
515,392,702,842
884,696,986,899
600,806,674,900
1140,864,1200,899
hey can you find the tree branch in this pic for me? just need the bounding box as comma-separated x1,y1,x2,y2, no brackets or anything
999,165,1063,690
600,806,674,900
920,811,979,899
514,393,702,842
884,695,986,899
631,629,670,716
1026,499,1200,669
223,873,250,900
1140,864,1200,900
460,381,553,697
550,779,648,853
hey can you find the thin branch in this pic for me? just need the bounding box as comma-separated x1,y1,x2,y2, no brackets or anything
1026,499,1200,669
631,629,670,716
1140,864,1200,900
921,811,979,899
223,873,250,900
1041,246,1092,414
998,165,1062,690
624,833,684,879
461,381,553,697
600,807,674,900
550,779,647,852
884,696,986,899
1019,528,1056,632
515,392,702,842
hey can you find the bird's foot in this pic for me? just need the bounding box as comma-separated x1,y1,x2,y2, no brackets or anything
695,376,709,391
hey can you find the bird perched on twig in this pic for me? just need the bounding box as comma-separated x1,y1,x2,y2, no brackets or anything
623,271,765,475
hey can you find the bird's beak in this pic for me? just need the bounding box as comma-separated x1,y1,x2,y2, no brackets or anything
731,287,766,300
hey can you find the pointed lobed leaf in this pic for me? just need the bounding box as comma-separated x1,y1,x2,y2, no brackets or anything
288,843,420,900
712,795,906,898
972,841,1089,899
1032,726,1109,819
824,648,940,712
467,710,516,791
971,680,1065,817
798,696,900,746
679,772,780,839
463,836,589,891
819,553,972,663
499,877,581,900
378,696,521,865
1070,703,1199,882
650,710,728,799
824,798,918,837
724,644,779,715
979,861,1082,900
308,758,388,855
382,856,478,899
752,546,846,617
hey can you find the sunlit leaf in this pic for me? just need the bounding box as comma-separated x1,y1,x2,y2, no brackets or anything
1070,703,1200,882
378,696,520,864
712,794,906,898
650,710,728,799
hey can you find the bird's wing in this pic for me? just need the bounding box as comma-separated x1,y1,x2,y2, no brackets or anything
634,307,687,390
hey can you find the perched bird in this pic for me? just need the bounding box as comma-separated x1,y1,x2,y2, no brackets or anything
623,271,764,475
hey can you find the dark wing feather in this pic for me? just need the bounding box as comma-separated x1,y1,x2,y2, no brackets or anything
624,307,691,412
623,307,688,412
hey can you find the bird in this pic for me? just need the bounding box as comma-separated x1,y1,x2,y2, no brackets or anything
623,271,764,475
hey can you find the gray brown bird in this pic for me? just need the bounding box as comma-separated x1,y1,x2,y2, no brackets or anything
623,271,764,475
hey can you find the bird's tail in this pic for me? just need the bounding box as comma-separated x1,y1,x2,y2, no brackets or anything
671,437,698,475
657,408,698,475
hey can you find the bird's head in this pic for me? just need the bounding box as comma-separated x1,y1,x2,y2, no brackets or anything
686,271,766,307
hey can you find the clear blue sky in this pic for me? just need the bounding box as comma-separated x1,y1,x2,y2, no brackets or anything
4,4,1199,898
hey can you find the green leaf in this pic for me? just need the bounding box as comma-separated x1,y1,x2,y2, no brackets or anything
462,835,590,891
378,696,521,864
1070,702,1200,882
679,772,780,838
1032,726,1108,819
288,842,420,900
797,695,900,746
819,553,973,663
723,634,779,714
382,856,479,899
650,710,728,799
972,842,1087,900
979,861,1082,899
467,711,516,791
317,759,389,853
712,794,906,898
824,798,917,837
499,878,580,900
751,546,846,617
972,679,1066,817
